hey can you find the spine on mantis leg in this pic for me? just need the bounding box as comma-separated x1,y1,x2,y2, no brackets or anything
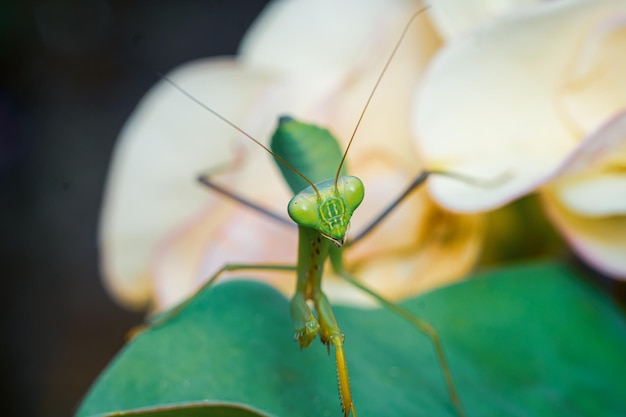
316,291,356,417
333,334,355,417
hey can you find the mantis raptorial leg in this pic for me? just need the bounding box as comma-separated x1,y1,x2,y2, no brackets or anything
151,7,483,417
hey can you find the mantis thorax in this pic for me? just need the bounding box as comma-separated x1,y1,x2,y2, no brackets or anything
288,176,364,247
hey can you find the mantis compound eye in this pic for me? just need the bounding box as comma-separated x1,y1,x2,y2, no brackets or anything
337,176,364,213
288,193,319,229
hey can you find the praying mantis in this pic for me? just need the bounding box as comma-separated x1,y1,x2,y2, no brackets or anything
152,8,487,417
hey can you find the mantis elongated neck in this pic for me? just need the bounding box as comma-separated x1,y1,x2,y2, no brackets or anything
295,226,330,297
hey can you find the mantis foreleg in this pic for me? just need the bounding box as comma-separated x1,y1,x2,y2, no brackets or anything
198,174,294,228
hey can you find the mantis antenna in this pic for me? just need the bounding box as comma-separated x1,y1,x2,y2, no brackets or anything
334,7,429,189
158,74,321,198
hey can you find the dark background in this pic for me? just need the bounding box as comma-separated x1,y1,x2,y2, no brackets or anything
0,1,269,416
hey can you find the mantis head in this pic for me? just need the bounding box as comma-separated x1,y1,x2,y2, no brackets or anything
288,176,364,247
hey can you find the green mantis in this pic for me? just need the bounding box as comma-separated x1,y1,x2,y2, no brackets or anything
156,8,473,417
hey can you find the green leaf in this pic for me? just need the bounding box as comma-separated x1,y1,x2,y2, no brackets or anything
270,116,347,195
77,261,626,417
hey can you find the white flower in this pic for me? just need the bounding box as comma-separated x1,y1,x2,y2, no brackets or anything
99,0,484,311
414,0,626,278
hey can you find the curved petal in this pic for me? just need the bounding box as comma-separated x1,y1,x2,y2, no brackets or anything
149,28,445,310
149,78,314,311
559,175,626,216
239,0,417,79
428,0,541,40
99,59,277,309
152,203,297,311
413,0,626,213
291,9,485,302
561,13,626,132
107,1,488,311
543,192,626,279
334,193,485,305
551,112,626,216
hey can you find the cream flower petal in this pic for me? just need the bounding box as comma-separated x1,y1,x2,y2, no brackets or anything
551,112,626,217
291,10,487,303
543,192,626,279
150,81,311,312
146,73,368,310
561,13,626,133
99,59,277,310
413,0,626,213
330,193,484,306
559,175,626,216
152,202,297,311
304,14,483,304
112,1,487,311
428,0,541,40
239,0,416,79
156,6,480,309
317,9,440,238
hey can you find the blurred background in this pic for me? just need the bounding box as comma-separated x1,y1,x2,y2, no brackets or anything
0,1,269,416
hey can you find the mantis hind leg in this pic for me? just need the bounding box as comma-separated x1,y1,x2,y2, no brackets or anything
335,268,466,417
197,173,294,228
